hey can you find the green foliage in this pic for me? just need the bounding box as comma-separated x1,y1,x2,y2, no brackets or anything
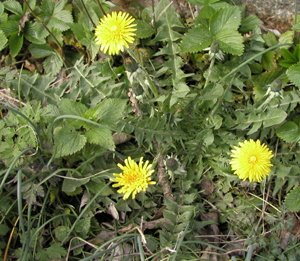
181,6,244,55
285,187,300,212
1,0,300,260
49,98,127,157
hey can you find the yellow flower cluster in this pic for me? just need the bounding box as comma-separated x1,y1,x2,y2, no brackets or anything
94,11,137,55
230,139,274,182
110,157,156,200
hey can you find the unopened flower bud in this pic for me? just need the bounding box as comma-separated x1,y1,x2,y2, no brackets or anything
270,79,282,92
166,158,179,171
210,42,220,54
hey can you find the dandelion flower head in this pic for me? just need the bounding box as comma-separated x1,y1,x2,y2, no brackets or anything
230,139,274,182
110,157,156,200
94,11,137,55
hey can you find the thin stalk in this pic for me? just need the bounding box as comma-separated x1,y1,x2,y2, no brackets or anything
95,0,106,16
79,0,97,28
137,235,146,261
204,56,215,89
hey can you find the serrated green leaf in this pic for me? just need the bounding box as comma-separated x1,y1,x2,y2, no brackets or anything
57,99,87,116
9,32,23,57
62,176,89,193
43,53,63,76
54,226,70,242
292,21,300,31
54,126,87,157
276,121,300,143
86,181,114,196
0,224,9,236
46,243,67,260
97,98,127,126
285,187,300,212
279,31,293,48
164,196,178,213
24,22,45,44
262,51,276,71
135,20,155,39
0,29,8,51
287,62,300,88
4,0,23,16
75,218,91,235
239,15,262,33
181,25,212,53
85,126,115,150
216,29,244,55
0,20,18,36
210,6,241,34
29,43,54,58
0,3,4,16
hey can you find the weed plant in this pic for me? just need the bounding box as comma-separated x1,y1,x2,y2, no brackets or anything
1,0,300,260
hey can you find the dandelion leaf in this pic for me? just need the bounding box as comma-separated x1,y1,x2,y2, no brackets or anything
135,20,155,39
276,121,300,143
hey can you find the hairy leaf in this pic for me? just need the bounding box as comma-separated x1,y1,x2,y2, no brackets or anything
181,25,212,53
54,125,87,157
215,28,244,55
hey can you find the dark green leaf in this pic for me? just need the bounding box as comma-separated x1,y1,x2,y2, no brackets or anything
135,20,155,39
0,29,8,51
4,0,23,16
53,125,87,157
85,126,115,150
9,32,23,57
29,43,54,58
239,15,262,33
210,6,241,34
43,53,64,76
181,25,212,53
216,29,244,55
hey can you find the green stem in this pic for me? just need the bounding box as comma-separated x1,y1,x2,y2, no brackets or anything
95,0,106,16
204,56,215,89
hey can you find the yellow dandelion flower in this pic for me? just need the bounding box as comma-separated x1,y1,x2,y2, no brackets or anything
110,157,156,200
230,139,274,182
94,11,137,55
